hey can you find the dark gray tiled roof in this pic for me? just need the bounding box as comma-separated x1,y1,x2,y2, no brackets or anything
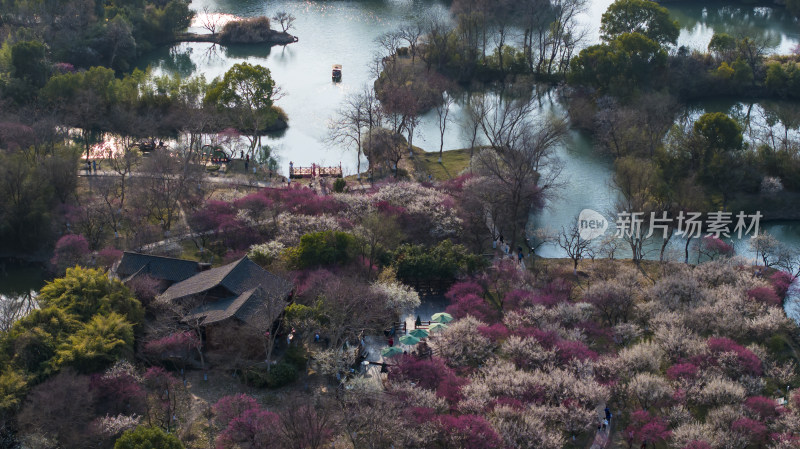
117,252,201,283
181,286,285,327
158,257,292,304
158,256,293,328
183,287,260,325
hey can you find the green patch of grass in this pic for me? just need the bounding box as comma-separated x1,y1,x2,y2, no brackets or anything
412,147,473,181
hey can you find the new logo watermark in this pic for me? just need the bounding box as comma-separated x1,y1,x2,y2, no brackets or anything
578,209,608,240
576,210,762,240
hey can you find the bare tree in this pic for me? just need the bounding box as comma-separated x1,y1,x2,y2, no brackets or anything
420,12,455,71
398,22,424,63
462,91,487,167
435,91,455,162
105,146,141,209
376,31,403,63
0,293,37,333
279,395,333,449
557,222,591,275
238,290,288,373
474,94,567,249
525,227,557,264
200,6,222,36
328,86,382,180
130,147,205,233
272,11,296,33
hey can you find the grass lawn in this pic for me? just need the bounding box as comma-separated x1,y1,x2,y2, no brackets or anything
411,147,473,181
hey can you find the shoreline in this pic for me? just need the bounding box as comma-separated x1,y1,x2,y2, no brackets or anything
173,31,298,46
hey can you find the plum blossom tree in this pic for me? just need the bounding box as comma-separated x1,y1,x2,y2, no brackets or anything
213,394,259,429
389,356,467,404
627,372,673,411
437,414,503,449
432,316,495,368
625,409,671,449
142,367,189,433
142,331,201,367
699,236,735,260
491,405,565,449
216,407,281,449
51,234,90,273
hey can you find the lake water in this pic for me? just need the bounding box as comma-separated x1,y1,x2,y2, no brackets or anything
140,0,800,175
136,0,800,256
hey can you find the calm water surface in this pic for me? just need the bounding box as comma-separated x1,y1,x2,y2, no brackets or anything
138,0,800,259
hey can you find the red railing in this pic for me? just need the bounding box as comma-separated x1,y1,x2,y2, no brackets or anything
289,163,343,179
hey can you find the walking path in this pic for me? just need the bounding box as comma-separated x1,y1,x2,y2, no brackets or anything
589,405,613,449
79,169,280,189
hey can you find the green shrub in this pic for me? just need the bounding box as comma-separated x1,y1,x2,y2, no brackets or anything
244,367,270,388
284,344,308,370
333,178,346,193
287,230,355,269
267,361,298,388
243,361,298,388
248,241,285,267
114,426,184,449
391,240,486,282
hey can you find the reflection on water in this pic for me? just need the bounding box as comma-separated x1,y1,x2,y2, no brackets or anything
139,0,800,176
134,0,800,257
0,263,42,331
670,3,799,54
583,0,800,53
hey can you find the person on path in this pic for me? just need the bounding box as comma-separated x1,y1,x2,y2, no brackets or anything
245,154,249,171
605,407,611,421
602,418,608,431
92,160,97,173
517,250,524,265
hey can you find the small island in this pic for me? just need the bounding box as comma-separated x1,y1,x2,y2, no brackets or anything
175,16,298,46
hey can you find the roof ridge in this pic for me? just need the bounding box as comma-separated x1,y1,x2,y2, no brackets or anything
122,251,201,263
219,256,251,286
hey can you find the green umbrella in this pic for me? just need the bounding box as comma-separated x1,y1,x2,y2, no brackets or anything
409,328,430,339
431,312,453,323
428,322,449,333
381,346,404,358
399,335,420,345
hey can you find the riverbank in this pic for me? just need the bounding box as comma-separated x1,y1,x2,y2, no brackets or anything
730,191,800,221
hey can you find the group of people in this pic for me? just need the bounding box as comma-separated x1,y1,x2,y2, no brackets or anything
598,407,612,433
493,234,527,268
85,160,99,174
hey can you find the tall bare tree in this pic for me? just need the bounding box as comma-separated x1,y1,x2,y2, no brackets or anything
200,6,222,36
272,11,296,33
435,91,455,162
557,221,591,275
474,93,567,249
328,85,383,180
